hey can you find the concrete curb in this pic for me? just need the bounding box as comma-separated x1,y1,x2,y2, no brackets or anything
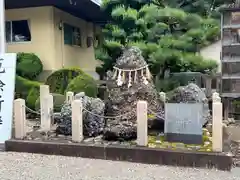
5,139,233,171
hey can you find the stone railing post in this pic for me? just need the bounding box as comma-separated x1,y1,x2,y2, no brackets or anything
40,85,49,129
205,77,212,97
41,95,51,131
66,91,74,104
48,94,54,125
137,101,148,146
72,99,83,142
212,92,223,152
14,99,26,139
159,92,166,103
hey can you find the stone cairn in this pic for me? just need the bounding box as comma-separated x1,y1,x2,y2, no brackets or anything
56,93,105,137
103,46,163,141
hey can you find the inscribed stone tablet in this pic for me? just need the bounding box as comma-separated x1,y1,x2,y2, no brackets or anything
164,103,203,144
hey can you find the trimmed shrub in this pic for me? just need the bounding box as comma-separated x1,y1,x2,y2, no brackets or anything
15,75,41,99
35,93,66,112
16,53,43,80
26,87,39,109
45,68,88,94
66,75,98,97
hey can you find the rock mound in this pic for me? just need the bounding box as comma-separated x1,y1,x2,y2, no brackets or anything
56,94,105,137
103,47,163,141
167,83,211,125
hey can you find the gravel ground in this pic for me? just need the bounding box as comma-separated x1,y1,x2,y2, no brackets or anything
0,152,239,180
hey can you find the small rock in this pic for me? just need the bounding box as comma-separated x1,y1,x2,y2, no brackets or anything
228,118,235,124
148,143,156,148
206,132,211,136
204,141,211,146
83,137,94,143
223,120,229,126
206,123,212,133
175,143,186,149
111,141,121,145
94,135,103,142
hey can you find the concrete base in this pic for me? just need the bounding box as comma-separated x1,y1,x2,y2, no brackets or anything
165,133,202,145
5,139,233,171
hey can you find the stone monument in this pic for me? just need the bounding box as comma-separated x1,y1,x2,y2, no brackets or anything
164,103,203,144
103,46,163,141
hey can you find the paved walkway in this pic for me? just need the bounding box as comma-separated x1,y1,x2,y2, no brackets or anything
0,152,239,180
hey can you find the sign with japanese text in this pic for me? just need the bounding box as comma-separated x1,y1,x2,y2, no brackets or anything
164,103,203,144
0,53,16,143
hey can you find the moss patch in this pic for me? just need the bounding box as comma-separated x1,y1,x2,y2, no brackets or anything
148,128,212,152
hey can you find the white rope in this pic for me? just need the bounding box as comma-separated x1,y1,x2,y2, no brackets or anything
113,65,148,72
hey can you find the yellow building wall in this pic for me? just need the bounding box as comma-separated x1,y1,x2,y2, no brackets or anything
6,6,102,80
53,7,101,79
6,7,55,72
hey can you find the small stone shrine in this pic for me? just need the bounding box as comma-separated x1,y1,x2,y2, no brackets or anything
104,46,163,141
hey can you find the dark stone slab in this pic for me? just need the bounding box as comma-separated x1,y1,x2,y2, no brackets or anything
165,133,203,145
5,140,105,159
5,139,233,171
105,145,233,171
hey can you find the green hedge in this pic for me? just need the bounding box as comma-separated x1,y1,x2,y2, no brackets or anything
35,93,65,112
15,76,42,109
45,68,87,94
16,53,43,80
66,75,98,97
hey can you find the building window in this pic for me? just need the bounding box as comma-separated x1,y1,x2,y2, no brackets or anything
5,20,31,43
231,12,240,25
63,23,81,46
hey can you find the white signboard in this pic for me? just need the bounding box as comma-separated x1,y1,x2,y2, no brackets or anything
0,53,17,143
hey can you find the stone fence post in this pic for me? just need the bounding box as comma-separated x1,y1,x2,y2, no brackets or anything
66,91,74,104
14,99,26,139
41,95,52,131
40,85,50,130
159,92,166,103
72,99,83,142
137,101,148,146
48,94,54,125
212,92,223,152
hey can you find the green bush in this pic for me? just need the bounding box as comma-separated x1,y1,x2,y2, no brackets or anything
16,53,43,80
26,87,40,109
15,76,41,99
66,75,98,97
35,93,65,112
45,68,87,94
155,78,179,92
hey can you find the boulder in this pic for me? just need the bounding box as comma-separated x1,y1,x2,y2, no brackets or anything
56,95,105,137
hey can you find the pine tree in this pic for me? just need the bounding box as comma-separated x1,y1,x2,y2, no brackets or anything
96,0,220,79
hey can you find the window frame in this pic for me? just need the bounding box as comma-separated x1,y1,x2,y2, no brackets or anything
6,19,32,44
63,23,82,47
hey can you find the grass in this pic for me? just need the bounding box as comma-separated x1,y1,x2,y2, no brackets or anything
147,128,212,152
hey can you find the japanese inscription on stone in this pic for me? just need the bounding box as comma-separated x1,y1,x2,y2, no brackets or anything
0,58,5,125
164,103,203,144
0,53,17,143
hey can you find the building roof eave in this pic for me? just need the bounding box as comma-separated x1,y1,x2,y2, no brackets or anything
5,0,109,24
